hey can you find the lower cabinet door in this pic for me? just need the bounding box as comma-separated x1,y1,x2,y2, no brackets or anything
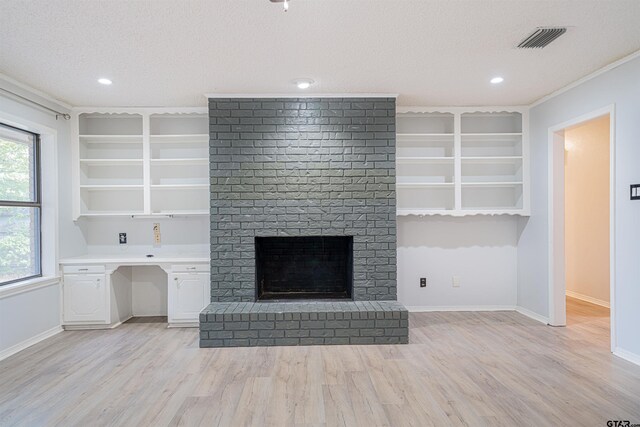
63,274,108,323
169,273,209,322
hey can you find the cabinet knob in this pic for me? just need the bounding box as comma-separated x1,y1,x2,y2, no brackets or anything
174,277,178,281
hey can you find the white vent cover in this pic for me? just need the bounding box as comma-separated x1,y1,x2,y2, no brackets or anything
517,27,567,49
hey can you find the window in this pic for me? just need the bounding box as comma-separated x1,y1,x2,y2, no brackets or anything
0,123,41,285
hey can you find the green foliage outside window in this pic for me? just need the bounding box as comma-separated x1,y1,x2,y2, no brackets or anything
0,136,37,282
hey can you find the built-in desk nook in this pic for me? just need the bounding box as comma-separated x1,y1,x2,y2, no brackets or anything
59,253,210,329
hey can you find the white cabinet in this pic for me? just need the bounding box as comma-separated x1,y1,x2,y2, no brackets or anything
168,267,210,325
396,107,529,216
62,271,108,324
61,259,210,329
71,108,209,219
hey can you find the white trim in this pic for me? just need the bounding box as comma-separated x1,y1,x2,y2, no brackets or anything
565,291,610,308
407,306,550,325
397,106,528,114
613,348,640,367
0,277,59,299
205,93,399,99
547,105,616,352
0,73,72,110
515,306,550,324
63,315,133,330
72,106,207,114
0,326,63,362
406,305,516,312
530,49,640,107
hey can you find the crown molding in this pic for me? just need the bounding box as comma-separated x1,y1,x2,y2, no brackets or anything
0,72,73,110
205,93,398,99
530,49,640,108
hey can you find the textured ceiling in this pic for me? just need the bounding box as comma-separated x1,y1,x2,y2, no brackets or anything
1,0,639,107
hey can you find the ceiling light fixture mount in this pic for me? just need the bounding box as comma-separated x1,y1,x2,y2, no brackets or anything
294,79,314,89
270,0,291,12
490,76,504,84
98,78,112,85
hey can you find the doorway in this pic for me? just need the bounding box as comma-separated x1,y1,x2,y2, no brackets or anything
547,106,615,352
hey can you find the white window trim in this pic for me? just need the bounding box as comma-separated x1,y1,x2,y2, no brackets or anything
0,110,59,291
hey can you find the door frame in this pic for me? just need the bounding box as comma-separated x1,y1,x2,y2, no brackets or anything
547,104,616,352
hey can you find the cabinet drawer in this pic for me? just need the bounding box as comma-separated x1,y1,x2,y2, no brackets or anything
63,265,106,274
171,264,209,273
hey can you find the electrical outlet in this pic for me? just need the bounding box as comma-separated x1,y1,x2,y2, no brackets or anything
420,277,427,288
153,223,161,245
452,275,460,287
118,233,127,245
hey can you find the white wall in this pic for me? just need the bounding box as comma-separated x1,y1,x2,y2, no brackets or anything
131,266,168,316
84,216,209,255
565,116,610,305
519,53,640,357
0,75,84,358
0,283,61,359
397,216,518,310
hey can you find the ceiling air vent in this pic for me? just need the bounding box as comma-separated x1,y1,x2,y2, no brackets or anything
517,27,567,49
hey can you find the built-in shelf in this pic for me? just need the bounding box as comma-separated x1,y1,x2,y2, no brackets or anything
396,108,528,216
151,184,209,189
80,158,143,165
397,182,454,187
79,185,144,189
461,156,522,163
150,134,209,140
461,133,523,137
461,182,523,187
150,158,209,165
396,157,454,164
79,134,142,139
73,109,210,218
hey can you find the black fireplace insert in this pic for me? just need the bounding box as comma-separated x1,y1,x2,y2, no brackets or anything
255,236,353,301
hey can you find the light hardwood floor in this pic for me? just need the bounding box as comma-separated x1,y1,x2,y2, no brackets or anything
1,298,639,426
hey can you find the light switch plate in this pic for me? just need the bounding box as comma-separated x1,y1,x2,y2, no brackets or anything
452,276,460,287
631,184,640,200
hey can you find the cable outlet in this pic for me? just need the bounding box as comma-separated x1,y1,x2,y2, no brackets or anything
452,276,460,287
118,233,127,245
420,277,427,288
153,223,161,246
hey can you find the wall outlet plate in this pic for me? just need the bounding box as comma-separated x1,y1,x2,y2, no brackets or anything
119,233,127,245
420,277,427,288
452,276,460,287
153,223,161,245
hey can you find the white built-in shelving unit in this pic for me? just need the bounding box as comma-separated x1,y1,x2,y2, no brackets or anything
396,108,529,216
72,108,209,218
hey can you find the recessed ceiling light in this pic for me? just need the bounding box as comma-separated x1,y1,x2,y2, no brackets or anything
294,79,314,89
98,78,112,85
490,76,504,84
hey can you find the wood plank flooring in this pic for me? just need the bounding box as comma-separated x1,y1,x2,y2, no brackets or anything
1,299,639,426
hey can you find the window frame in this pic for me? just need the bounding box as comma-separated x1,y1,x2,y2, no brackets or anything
0,122,42,286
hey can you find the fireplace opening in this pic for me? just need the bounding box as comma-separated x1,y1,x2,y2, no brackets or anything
255,236,353,301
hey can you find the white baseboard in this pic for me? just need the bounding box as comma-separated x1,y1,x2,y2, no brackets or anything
0,325,63,362
566,291,610,308
63,315,133,330
515,306,550,324
406,305,516,312
613,347,640,367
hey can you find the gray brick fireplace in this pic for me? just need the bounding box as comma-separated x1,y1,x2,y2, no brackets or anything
200,97,408,347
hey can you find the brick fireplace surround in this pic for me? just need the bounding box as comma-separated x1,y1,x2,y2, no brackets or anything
199,97,408,347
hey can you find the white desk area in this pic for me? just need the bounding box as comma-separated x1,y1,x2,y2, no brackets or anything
59,253,210,329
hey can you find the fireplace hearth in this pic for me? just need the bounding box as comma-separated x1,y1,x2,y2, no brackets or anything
255,236,353,301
